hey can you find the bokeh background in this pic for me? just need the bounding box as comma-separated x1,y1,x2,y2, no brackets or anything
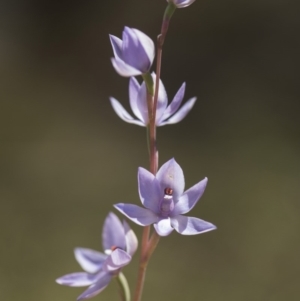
1,0,300,300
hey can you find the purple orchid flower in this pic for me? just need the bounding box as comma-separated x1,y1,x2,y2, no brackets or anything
167,0,196,8
110,73,196,126
114,158,216,237
56,212,138,300
110,27,155,77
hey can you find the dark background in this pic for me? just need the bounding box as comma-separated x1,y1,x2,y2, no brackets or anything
1,0,300,300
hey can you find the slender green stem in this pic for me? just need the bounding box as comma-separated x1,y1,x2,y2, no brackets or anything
116,272,131,301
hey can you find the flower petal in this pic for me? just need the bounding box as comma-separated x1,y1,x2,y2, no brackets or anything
151,73,168,123
56,272,98,287
102,212,126,252
74,248,106,274
171,215,216,235
111,57,144,77
122,27,154,73
153,218,174,236
130,28,155,68
77,271,112,300
129,77,143,121
110,97,145,126
160,82,185,123
156,158,185,199
168,0,196,8
114,203,158,226
123,220,138,256
138,167,161,213
109,35,123,61
102,248,131,272
159,97,196,126
172,178,208,216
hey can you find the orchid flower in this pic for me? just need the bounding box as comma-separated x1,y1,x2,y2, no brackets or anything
56,212,138,300
110,27,155,77
115,158,216,236
110,74,196,126
167,0,196,8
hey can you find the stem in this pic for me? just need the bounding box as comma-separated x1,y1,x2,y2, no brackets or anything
116,272,131,301
133,4,177,301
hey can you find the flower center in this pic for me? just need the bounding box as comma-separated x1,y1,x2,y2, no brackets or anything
159,187,174,217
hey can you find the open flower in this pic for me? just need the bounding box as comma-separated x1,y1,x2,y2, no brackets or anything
167,0,196,8
56,213,138,300
115,159,216,237
110,74,196,126
109,27,155,77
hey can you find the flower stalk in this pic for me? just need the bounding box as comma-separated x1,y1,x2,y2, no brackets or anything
116,272,131,301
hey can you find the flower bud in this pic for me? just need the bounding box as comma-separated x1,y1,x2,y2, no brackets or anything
167,0,196,8
109,27,155,77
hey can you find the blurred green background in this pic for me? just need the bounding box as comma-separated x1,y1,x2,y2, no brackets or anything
1,0,300,300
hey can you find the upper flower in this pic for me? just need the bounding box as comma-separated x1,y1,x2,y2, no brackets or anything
109,27,155,77
110,73,196,126
167,0,196,8
114,158,216,236
56,212,138,300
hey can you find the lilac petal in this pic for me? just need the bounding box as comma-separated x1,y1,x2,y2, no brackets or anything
129,77,143,121
102,212,126,252
109,35,123,61
151,73,168,123
171,215,216,235
102,249,131,272
123,220,138,256
138,167,161,213
74,248,106,274
111,57,144,77
136,81,149,124
110,97,144,126
77,271,112,300
153,218,174,236
160,82,186,122
114,203,158,226
156,158,185,199
170,0,196,8
122,27,154,73
172,178,208,216
159,97,196,126
131,28,155,67
56,272,98,287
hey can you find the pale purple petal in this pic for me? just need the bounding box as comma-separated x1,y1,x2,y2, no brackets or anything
56,272,98,287
159,97,196,126
123,220,138,256
114,203,158,226
122,27,153,73
168,0,196,8
131,28,155,67
102,249,131,272
156,158,185,199
74,248,106,274
111,57,144,77
136,81,149,124
102,212,126,252
138,167,161,213
110,97,144,126
109,35,123,61
151,73,168,123
129,77,143,121
153,218,174,236
159,82,186,122
77,271,112,300
172,178,208,216
171,215,216,235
